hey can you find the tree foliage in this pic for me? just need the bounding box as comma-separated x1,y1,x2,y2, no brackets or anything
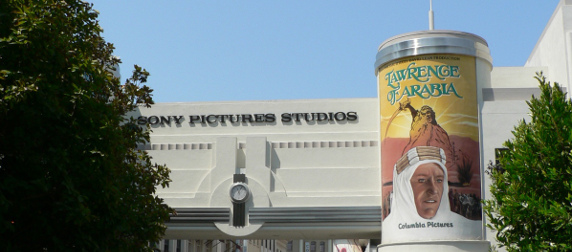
0,0,171,250
484,73,572,251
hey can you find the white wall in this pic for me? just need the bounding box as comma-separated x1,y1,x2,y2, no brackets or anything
526,0,572,93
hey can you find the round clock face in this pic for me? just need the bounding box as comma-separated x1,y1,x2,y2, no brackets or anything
230,183,249,203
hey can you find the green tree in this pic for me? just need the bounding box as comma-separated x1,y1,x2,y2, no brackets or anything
484,73,572,251
0,0,171,251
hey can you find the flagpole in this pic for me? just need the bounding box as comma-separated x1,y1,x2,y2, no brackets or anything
429,0,434,30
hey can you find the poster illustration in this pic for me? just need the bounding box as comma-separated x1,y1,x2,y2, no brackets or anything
333,239,362,252
379,55,482,243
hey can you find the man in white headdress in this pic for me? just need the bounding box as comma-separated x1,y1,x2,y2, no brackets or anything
382,146,481,244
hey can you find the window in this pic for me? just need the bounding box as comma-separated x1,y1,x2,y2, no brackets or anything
164,239,170,252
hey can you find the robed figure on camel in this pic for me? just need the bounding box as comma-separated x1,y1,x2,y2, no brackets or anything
398,98,454,160
387,98,475,187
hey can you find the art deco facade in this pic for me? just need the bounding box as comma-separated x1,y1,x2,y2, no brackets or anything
141,1,572,251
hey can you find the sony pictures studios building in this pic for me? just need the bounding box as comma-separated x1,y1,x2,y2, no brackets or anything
132,1,572,252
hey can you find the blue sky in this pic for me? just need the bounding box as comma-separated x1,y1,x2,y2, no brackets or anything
91,1,559,103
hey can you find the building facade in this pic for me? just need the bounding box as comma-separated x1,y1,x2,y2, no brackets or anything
138,1,572,251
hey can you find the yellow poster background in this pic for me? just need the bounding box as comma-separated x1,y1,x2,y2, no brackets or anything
379,54,481,221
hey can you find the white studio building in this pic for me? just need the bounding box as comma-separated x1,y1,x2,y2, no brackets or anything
133,1,572,251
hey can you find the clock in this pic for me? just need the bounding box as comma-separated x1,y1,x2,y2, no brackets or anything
229,183,250,203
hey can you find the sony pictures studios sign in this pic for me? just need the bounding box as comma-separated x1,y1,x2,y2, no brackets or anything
135,111,358,127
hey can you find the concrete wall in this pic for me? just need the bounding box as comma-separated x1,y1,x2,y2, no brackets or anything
129,98,382,239
526,0,572,94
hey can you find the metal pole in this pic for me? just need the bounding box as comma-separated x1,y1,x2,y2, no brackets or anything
429,0,434,30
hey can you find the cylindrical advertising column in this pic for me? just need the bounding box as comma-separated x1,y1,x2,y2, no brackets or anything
376,31,492,252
